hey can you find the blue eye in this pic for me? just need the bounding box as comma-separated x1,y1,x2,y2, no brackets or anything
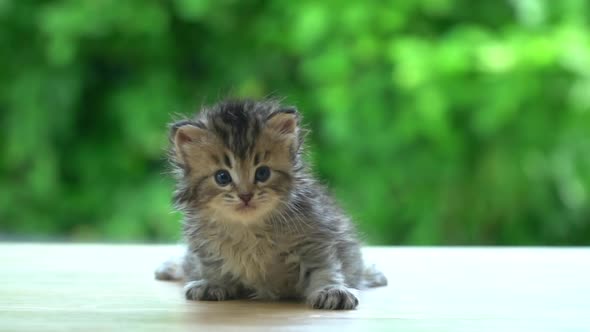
255,166,271,183
214,170,232,186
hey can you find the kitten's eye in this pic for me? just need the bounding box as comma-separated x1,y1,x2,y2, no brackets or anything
214,170,232,186
255,166,271,183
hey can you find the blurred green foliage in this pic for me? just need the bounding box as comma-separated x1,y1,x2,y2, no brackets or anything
1,0,590,244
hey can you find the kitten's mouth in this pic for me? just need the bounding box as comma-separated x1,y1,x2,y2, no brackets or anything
235,204,256,212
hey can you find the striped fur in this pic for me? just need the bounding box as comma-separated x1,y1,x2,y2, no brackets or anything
157,99,387,310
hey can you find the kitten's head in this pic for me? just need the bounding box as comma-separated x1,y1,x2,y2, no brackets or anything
169,99,305,225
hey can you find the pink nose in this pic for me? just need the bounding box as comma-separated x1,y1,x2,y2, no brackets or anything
238,193,253,204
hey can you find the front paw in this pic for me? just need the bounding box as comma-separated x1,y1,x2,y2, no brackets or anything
307,286,359,310
184,280,235,301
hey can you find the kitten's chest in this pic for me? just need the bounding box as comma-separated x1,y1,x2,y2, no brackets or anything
211,231,298,292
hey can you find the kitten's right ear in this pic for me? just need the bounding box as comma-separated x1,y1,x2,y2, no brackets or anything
170,121,208,162
266,107,299,136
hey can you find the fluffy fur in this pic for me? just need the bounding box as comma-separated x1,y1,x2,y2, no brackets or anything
155,99,387,310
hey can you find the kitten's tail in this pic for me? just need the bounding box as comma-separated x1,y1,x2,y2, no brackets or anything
155,256,185,281
362,264,388,288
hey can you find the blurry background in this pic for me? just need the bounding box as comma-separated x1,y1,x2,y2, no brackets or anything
1,0,590,245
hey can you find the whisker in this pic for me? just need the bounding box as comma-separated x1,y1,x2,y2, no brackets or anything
284,202,314,233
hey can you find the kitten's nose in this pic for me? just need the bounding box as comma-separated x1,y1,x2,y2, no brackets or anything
238,193,253,204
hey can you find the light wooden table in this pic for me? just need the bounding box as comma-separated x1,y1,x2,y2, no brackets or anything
0,244,588,331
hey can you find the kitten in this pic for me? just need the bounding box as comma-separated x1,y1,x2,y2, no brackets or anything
155,99,387,310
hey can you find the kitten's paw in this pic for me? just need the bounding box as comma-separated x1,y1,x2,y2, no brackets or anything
155,257,184,281
307,286,359,310
362,264,388,288
184,280,235,301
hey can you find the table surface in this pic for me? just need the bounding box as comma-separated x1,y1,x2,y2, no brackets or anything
0,244,588,332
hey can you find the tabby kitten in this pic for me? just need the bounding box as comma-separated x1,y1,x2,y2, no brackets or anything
155,99,387,310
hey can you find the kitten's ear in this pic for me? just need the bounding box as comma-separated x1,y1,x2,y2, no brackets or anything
266,107,299,136
170,121,208,162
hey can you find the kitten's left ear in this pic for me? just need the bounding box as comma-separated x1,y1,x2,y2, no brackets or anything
169,120,209,165
266,107,299,136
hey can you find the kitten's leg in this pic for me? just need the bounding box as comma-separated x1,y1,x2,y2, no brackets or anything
184,280,240,301
183,256,240,301
303,264,359,310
